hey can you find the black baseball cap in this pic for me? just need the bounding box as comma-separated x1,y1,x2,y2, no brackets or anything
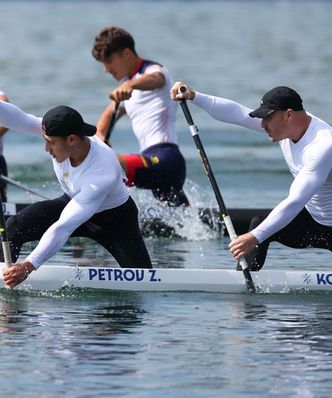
249,86,304,119
42,105,96,137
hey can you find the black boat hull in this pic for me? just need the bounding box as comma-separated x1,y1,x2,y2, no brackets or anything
3,202,271,238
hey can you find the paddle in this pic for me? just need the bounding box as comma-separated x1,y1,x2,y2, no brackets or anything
104,101,120,144
0,174,49,200
178,86,256,293
0,193,12,267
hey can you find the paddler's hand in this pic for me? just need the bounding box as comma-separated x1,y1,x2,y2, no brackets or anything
110,81,133,102
3,261,35,288
170,81,195,101
229,233,259,260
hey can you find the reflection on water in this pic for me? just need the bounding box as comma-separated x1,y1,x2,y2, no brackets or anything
0,288,332,397
0,294,27,336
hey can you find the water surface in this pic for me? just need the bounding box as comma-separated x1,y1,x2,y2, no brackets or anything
0,1,332,397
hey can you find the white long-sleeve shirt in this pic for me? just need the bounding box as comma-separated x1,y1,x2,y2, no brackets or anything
27,136,129,268
0,99,43,136
193,92,332,243
0,100,129,268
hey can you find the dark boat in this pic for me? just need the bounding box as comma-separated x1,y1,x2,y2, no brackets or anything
3,202,271,238
139,207,271,238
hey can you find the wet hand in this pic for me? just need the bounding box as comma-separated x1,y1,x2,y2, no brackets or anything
2,261,35,288
229,233,258,260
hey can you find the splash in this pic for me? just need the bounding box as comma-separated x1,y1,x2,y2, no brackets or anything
131,180,224,241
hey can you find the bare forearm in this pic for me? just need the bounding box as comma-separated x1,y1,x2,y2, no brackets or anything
130,72,165,91
96,103,124,139
110,72,165,103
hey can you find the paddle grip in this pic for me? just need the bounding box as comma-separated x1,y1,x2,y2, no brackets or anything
223,215,249,271
2,241,12,267
223,215,237,241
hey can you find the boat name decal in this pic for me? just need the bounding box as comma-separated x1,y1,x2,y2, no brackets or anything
88,268,161,283
316,273,332,285
303,273,312,284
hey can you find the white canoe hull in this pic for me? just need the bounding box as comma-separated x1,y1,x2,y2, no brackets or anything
1,263,332,293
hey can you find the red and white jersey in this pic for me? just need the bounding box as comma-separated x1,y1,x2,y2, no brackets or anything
123,60,178,152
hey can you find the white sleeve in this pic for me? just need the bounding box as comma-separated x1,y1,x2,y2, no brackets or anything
25,175,113,268
0,100,42,137
252,142,332,242
192,92,263,132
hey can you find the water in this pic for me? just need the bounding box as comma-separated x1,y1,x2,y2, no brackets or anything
1,290,331,398
0,0,332,397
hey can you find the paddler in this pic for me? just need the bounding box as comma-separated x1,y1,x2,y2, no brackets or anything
0,101,151,288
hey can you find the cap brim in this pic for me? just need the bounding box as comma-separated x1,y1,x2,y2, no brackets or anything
43,122,97,137
249,106,275,119
81,123,97,136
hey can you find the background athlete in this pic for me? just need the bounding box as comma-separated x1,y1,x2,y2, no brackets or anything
171,83,332,270
92,26,189,207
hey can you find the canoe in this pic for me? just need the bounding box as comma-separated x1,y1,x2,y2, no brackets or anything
2,202,271,237
1,263,331,294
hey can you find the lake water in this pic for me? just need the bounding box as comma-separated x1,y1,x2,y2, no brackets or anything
0,1,332,397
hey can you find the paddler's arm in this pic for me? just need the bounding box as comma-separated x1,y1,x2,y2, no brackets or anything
0,93,9,137
96,101,125,143
109,69,165,103
96,68,165,143
0,99,42,136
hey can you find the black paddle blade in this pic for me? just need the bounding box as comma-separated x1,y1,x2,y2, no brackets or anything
243,268,256,293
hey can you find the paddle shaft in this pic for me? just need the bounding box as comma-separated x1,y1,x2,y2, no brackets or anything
0,174,49,200
179,96,255,292
0,194,12,267
104,101,120,143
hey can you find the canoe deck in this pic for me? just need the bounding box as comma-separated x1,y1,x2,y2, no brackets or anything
1,264,331,294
